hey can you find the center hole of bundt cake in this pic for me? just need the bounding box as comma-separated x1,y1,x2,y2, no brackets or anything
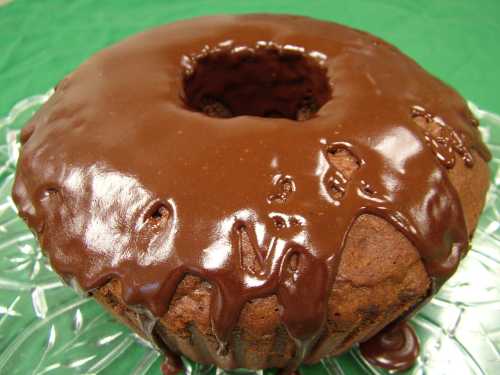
182,44,331,120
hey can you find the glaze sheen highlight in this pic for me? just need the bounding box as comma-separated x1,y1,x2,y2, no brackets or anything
12,14,490,373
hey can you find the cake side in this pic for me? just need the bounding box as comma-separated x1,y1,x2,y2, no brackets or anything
92,149,489,369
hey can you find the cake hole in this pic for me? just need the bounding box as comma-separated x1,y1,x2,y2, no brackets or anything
324,147,361,201
288,216,302,227
327,148,360,178
287,253,300,272
41,188,59,201
151,205,168,219
182,43,331,120
272,215,287,230
267,175,296,204
329,185,344,200
361,180,375,196
144,201,170,224
45,188,58,196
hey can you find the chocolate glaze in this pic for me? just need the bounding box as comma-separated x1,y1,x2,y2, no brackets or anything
360,322,419,371
12,14,490,372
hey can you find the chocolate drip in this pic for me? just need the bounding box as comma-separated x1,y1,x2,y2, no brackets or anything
359,322,419,371
161,356,183,375
11,14,490,372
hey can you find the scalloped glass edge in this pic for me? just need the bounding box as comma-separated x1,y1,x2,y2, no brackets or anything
0,91,498,375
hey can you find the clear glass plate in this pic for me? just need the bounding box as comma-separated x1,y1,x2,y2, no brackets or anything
0,91,498,375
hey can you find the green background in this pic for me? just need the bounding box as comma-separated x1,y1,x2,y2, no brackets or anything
0,0,500,118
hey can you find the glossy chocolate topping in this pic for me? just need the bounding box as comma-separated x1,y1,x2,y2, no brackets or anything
12,14,490,371
360,322,419,371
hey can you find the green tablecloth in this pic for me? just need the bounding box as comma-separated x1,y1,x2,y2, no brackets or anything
1,0,499,117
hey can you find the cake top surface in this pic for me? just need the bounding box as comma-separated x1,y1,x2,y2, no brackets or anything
13,14,489,354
